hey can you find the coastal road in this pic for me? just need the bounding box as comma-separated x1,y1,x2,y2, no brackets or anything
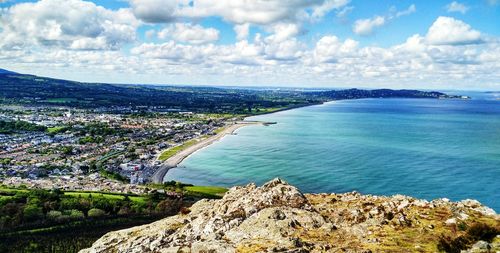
151,122,262,183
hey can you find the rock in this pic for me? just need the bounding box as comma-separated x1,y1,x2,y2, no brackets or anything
445,218,457,226
81,179,500,253
462,240,492,253
397,199,410,211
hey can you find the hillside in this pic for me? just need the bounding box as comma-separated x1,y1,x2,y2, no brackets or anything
82,179,499,253
0,70,314,113
0,69,463,113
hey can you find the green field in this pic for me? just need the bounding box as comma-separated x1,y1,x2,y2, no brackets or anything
158,139,199,161
63,192,147,204
47,126,69,134
184,186,228,197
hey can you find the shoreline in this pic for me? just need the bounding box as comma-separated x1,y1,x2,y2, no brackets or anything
151,102,326,184
151,103,321,184
151,121,264,183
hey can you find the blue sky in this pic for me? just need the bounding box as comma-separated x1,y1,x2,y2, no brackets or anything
1,0,499,90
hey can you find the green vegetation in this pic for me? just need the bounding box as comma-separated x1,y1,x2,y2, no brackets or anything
159,139,199,161
438,223,500,253
184,186,228,198
0,187,181,233
0,120,47,134
148,181,228,199
98,169,128,183
78,136,104,144
46,126,69,135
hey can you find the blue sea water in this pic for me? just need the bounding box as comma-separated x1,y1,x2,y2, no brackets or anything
166,93,500,211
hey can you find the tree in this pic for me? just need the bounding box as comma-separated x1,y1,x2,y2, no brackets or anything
23,204,43,222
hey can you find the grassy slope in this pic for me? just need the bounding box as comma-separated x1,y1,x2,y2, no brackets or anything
184,186,228,197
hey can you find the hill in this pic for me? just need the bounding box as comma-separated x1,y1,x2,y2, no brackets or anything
0,68,18,75
82,179,499,253
0,71,314,113
0,69,463,113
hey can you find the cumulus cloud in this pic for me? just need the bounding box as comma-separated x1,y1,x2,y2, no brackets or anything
0,3,499,89
426,16,482,45
129,0,349,25
158,23,219,44
446,1,469,14
129,0,179,23
353,16,386,36
0,0,138,50
313,36,358,63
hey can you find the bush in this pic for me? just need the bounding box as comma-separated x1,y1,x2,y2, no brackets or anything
155,199,182,215
68,209,84,220
46,210,62,220
23,204,44,222
437,223,500,253
88,208,106,218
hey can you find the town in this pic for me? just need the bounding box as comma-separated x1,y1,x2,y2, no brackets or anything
0,105,230,192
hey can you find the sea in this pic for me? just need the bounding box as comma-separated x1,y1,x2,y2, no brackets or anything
165,91,500,211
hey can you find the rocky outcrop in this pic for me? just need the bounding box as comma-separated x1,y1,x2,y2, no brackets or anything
81,178,500,253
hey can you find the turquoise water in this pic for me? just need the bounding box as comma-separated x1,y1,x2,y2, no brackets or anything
166,94,500,211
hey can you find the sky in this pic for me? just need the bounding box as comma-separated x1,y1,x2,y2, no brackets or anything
0,0,499,90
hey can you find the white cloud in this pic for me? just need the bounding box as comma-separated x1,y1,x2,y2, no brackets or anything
313,36,358,63
158,23,219,44
265,23,301,43
131,41,216,64
0,4,499,90
0,0,138,50
311,0,351,20
353,16,385,36
353,4,415,36
446,1,469,14
129,0,178,23
129,0,349,25
336,6,354,19
395,4,416,17
426,16,482,45
234,24,250,41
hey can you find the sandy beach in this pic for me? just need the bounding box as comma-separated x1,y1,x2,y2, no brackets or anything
151,121,263,183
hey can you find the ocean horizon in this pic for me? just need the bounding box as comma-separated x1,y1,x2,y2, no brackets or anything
166,93,500,211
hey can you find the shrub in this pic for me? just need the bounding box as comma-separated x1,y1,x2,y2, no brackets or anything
437,223,500,253
88,208,106,218
68,209,84,219
46,210,62,220
23,204,44,222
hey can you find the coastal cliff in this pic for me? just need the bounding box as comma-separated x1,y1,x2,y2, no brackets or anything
81,179,499,253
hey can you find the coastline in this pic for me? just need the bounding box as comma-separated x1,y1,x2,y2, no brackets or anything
151,103,323,184
151,121,264,183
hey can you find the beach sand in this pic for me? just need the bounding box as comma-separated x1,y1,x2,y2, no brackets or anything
151,121,262,183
